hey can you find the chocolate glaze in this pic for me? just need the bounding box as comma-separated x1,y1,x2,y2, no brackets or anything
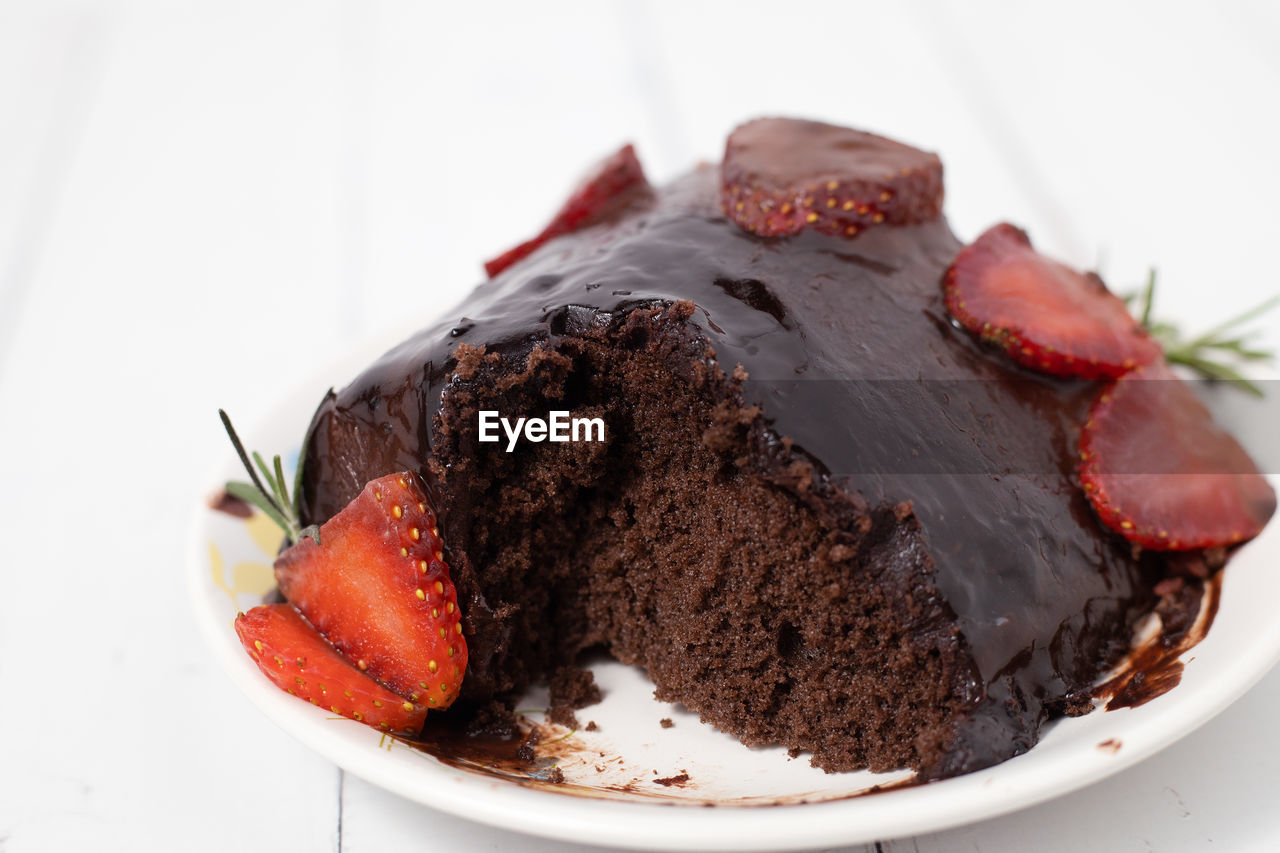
299,163,1168,777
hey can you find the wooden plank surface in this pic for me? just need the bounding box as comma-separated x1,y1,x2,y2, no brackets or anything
1,1,1276,851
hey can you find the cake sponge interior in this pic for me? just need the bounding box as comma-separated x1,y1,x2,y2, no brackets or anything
431,302,974,773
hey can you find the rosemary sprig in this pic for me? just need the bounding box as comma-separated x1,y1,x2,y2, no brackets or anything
219,409,320,546
1128,270,1278,397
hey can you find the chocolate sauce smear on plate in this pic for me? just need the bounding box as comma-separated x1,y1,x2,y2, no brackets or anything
208,488,253,518
1096,573,1223,711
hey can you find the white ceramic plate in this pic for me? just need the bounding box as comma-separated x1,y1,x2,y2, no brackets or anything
190,328,1280,851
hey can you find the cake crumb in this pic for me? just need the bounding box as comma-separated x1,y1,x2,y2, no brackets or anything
549,706,579,729
1097,738,1122,754
653,771,691,787
669,300,696,321
548,665,601,731
787,747,802,759
784,459,814,493
451,343,487,380
659,718,674,729
550,665,602,713
584,720,598,732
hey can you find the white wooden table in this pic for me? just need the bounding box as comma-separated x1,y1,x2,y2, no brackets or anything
2,1,1278,850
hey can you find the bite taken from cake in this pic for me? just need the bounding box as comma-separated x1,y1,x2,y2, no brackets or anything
225,117,1275,782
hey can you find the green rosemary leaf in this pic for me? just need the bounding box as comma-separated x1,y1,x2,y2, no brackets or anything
219,409,311,543
1197,339,1273,360
274,454,289,510
1196,336,1249,351
252,451,277,500
1130,271,1275,395
252,450,291,517
220,410,275,508
1184,295,1280,349
1139,268,1156,330
1164,354,1264,397
226,480,298,540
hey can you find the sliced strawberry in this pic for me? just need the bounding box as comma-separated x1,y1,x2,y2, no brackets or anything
236,604,427,734
484,143,650,277
719,117,943,238
275,472,467,709
944,223,1161,379
1079,361,1276,550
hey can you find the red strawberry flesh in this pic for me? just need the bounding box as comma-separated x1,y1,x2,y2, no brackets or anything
235,604,427,734
484,143,650,277
944,223,1161,379
720,117,943,238
1080,361,1276,550
274,472,467,709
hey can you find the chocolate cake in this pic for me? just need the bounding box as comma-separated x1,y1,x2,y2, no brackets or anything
294,119,1264,779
